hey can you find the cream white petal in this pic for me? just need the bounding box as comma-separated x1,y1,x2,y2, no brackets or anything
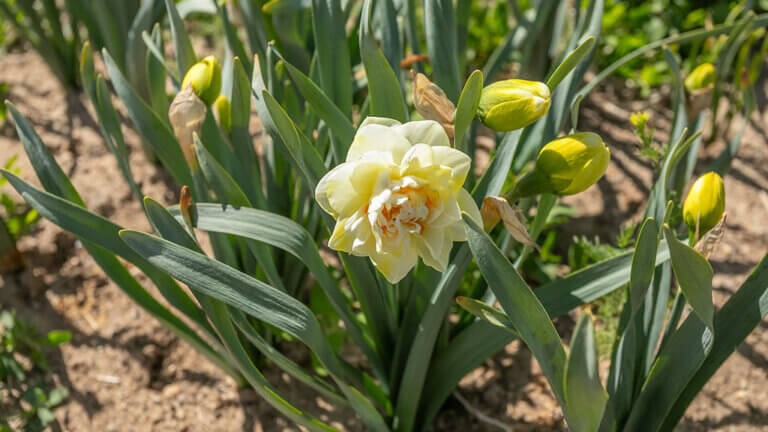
369,248,419,284
359,116,402,129
401,143,435,171
414,228,450,272
394,120,450,147
347,123,413,163
428,195,461,228
431,146,471,190
315,162,371,217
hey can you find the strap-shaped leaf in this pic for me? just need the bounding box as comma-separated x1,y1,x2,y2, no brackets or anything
662,251,768,429
192,136,285,292
359,0,407,122
119,230,389,431
565,315,607,432
142,196,343,429
420,239,671,426
230,310,348,406
146,24,172,123
217,4,251,76
164,0,197,77
275,52,356,159
664,226,714,329
6,103,82,205
2,172,212,334
166,203,385,379
545,36,595,90
453,70,483,151
311,0,352,117
394,245,472,432
603,218,660,428
423,0,460,101
142,29,181,87
622,305,714,432
463,215,568,409
629,218,660,316
229,57,266,207
260,89,327,191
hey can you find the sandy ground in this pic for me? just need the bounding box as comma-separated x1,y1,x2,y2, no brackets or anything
1,50,767,431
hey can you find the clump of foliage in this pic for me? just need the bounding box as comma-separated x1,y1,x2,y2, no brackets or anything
0,310,70,431
1,157,39,274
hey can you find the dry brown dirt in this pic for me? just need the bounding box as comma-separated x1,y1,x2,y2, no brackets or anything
1,50,767,431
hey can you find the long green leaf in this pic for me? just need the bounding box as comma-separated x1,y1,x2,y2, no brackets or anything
119,230,389,431
167,203,386,381
230,310,348,406
165,0,197,77
463,215,568,409
140,203,342,429
662,251,768,429
453,70,483,151
420,241,671,425
311,0,352,117
394,245,472,432
229,57,265,207
545,36,595,90
260,90,327,191
423,0,460,101
664,225,714,329
273,51,355,158
2,172,212,334
564,315,607,432
359,0,407,122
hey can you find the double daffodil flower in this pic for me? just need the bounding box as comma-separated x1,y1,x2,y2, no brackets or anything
315,118,481,283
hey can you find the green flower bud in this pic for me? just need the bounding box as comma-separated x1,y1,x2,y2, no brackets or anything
683,172,725,240
213,94,231,132
181,56,222,105
477,79,550,131
509,132,610,199
684,63,715,92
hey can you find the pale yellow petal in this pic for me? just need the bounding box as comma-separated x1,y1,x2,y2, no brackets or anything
315,161,372,217
328,212,376,256
431,146,471,190
359,116,402,128
414,228,451,272
347,123,412,163
393,120,450,147
401,143,435,171
368,248,419,284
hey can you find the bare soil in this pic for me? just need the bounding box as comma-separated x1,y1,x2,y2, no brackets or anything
1,50,767,431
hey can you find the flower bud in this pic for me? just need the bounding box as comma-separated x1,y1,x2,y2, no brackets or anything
181,56,222,105
477,79,550,131
684,63,715,92
509,132,609,199
169,86,207,171
683,172,725,240
213,94,231,132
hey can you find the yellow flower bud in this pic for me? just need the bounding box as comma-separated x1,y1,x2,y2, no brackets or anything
477,79,550,131
509,132,610,199
213,94,231,132
181,56,222,105
684,63,715,92
683,172,725,239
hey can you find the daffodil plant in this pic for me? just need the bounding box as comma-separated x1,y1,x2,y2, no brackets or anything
5,1,768,431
